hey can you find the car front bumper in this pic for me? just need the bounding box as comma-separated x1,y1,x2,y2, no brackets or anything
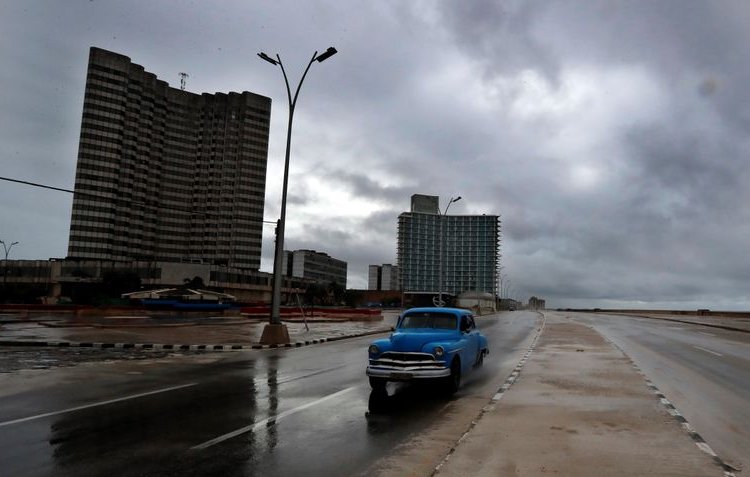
366,365,451,380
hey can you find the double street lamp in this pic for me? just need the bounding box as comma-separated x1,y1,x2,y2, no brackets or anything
1,240,18,261
1,240,19,299
257,47,337,345
437,196,461,307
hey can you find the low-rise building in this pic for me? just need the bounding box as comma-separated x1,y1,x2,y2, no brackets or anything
0,258,309,304
282,250,347,287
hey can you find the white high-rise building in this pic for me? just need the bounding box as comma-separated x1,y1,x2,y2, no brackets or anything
397,195,501,296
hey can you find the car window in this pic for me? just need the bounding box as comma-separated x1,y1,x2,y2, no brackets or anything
401,312,456,330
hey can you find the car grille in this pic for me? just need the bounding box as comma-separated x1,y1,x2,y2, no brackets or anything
370,352,444,369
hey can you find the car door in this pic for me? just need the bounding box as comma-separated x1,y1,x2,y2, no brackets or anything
460,313,480,369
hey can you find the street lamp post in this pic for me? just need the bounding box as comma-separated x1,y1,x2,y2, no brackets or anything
257,47,337,345
1,240,19,300
437,196,461,307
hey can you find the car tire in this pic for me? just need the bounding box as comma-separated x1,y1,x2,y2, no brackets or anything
368,388,389,413
369,377,387,390
444,358,461,394
475,350,484,367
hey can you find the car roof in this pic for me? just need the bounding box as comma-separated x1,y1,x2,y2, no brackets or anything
403,307,470,316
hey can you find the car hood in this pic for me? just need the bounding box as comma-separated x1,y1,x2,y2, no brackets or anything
390,330,456,351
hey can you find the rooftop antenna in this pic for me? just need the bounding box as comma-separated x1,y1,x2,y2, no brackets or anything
179,72,189,91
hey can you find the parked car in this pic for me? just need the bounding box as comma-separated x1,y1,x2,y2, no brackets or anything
366,307,489,393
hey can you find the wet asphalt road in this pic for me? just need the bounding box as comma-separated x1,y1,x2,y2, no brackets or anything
0,347,197,373
561,311,750,471
0,312,539,477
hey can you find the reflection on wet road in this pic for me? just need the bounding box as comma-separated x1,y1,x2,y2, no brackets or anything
0,312,539,476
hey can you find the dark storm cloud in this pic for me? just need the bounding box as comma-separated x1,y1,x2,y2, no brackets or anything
315,168,413,205
3,1,750,305
426,1,750,308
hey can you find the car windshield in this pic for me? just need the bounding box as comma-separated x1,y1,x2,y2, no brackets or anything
400,312,457,330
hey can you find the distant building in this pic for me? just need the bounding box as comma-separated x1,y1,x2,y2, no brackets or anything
398,194,501,298
457,290,496,313
368,264,400,291
528,296,546,310
368,265,380,290
498,297,522,311
0,258,312,304
282,250,347,286
67,47,271,270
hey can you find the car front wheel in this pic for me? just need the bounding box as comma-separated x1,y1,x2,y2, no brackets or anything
369,377,387,390
444,358,461,394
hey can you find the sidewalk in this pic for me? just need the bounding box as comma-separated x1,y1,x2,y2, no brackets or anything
435,314,731,477
606,312,750,333
0,313,397,350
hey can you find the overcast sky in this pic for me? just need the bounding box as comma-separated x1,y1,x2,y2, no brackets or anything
1,1,749,310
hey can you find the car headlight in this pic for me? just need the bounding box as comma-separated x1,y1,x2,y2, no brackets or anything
368,344,380,355
433,346,444,358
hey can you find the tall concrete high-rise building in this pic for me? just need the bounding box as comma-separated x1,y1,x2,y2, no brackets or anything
398,195,501,296
67,47,271,269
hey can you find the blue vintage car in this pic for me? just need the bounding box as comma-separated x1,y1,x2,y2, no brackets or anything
366,307,489,393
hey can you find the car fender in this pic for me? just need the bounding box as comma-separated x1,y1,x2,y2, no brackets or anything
417,339,456,363
369,337,392,355
478,334,489,353
422,338,467,368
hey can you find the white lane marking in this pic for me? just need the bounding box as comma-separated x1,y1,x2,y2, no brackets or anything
694,345,723,357
0,383,198,427
191,386,357,450
274,364,348,385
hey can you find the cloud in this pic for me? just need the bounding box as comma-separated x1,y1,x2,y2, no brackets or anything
3,0,750,308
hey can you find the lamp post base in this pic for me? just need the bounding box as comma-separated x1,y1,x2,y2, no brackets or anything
259,323,291,345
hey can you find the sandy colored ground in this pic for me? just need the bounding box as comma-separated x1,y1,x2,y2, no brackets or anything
0,312,398,345
435,314,725,477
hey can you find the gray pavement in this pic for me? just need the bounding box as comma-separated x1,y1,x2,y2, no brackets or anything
435,313,733,477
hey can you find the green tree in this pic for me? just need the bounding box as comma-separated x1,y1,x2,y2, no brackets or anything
343,289,363,307
328,281,345,305
101,270,141,297
304,283,328,306
183,276,205,289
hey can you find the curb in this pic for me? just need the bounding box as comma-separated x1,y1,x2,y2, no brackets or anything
432,311,547,476
598,312,750,334
0,328,391,352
